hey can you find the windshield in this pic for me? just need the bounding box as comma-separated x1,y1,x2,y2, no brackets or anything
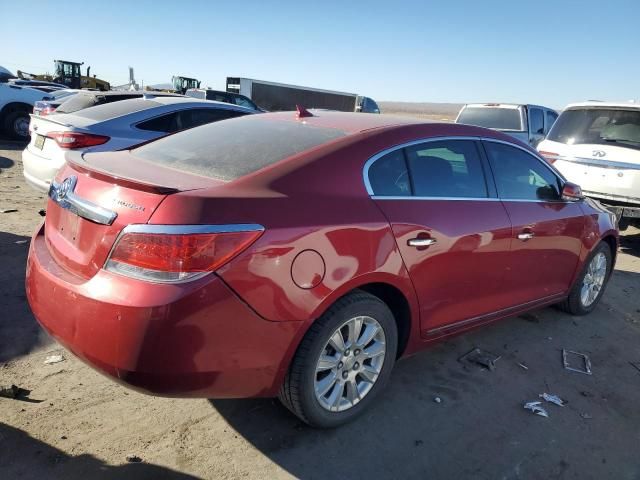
457,107,523,131
547,107,640,150
132,115,346,181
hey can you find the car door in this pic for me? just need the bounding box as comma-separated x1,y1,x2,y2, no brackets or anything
483,139,585,306
367,138,514,336
528,107,545,147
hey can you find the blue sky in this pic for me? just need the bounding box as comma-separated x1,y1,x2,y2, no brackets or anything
2,0,638,108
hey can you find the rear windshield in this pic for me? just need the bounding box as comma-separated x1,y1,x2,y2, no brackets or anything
56,93,100,113
547,108,640,151
132,115,347,181
73,99,160,121
457,107,523,131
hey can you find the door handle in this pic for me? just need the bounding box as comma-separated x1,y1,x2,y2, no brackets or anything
408,237,437,248
517,232,535,241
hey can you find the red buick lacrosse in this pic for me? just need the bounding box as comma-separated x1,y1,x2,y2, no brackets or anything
26,111,617,427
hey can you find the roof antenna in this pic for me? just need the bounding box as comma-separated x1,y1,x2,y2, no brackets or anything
296,105,314,118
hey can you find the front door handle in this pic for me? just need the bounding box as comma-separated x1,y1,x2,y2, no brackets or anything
408,237,437,248
517,232,535,241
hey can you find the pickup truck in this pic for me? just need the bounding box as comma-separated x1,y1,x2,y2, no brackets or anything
538,101,640,230
456,103,558,147
0,82,50,140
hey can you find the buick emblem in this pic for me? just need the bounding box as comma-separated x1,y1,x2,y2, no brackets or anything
56,176,77,201
592,150,606,158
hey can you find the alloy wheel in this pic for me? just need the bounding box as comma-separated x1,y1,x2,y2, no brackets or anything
314,315,386,412
581,252,607,307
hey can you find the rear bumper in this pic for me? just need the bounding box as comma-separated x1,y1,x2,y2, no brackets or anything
26,225,304,398
22,147,63,193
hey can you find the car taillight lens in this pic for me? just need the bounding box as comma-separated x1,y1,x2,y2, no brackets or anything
105,226,263,283
40,106,56,116
47,131,110,149
539,151,560,164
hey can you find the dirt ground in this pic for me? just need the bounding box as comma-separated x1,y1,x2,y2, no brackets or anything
1,141,639,480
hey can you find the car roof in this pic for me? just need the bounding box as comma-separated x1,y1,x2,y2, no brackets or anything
463,103,553,110
259,110,424,134
74,90,181,98
564,101,640,110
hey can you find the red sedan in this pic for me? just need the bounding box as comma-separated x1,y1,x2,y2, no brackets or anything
26,111,618,427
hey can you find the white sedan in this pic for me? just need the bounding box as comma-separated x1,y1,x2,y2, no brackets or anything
22,95,254,192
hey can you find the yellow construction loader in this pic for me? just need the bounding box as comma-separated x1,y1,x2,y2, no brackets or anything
17,60,110,91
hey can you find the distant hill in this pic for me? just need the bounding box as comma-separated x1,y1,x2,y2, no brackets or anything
379,101,463,121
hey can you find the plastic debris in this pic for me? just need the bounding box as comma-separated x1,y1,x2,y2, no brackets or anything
517,362,529,370
126,454,142,463
44,354,65,365
433,396,442,404
14,240,29,244
459,348,502,371
0,208,17,213
580,412,593,420
524,401,549,418
540,393,566,407
562,349,592,375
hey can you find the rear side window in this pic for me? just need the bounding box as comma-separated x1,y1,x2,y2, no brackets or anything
56,94,100,113
405,140,488,198
484,141,561,201
136,108,248,133
136,112,180,133
132,116,346,181
529,108,544,135
367,150,409,196
75,99,160,121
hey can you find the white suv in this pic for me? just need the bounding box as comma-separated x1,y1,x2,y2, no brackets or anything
538,101,640,229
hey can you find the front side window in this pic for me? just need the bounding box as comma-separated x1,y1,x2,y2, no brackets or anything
529,108,544,135
405,140,488,198
545,111,558,133
484,141,561,201
367,150,409,196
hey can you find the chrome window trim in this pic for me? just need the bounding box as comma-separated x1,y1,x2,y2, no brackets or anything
49,176,117,225
120,223,265,235
363,135,567,201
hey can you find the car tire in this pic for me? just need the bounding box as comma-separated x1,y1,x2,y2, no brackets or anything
3,109,31,141
559,242,612,316
279,290,397,428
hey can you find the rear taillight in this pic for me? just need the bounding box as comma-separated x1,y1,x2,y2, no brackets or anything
47,131,110,149
539,151,560,164
39,106,56,116
105,224,264,283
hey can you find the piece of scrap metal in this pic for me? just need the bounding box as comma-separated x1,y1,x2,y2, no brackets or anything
562,349,592,375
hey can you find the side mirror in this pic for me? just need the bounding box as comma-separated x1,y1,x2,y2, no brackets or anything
561,182,584,201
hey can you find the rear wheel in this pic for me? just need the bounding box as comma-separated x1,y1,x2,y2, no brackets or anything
279,291,397,428
559,242,612,315
3,109,30,141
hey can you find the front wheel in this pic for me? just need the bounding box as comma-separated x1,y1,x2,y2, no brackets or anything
559,241,612,315
3,110,31,141
279,291,397,428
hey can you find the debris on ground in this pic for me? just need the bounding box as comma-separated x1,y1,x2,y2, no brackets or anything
540,393,566,406
524,401,549,418
580,413,593,420
38,209,46,217
459,348,501,371
517,362,529,370
434,396,442,404
562,349,592,375
126,454,143,463
0,384,31,399
44,354,65,365
14,239,29,244
0,208,18,213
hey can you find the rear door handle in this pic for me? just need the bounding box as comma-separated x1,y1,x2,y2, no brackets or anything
517,232,535,241
408,237,437,248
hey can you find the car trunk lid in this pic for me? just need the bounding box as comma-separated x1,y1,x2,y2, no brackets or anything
44,151,220,279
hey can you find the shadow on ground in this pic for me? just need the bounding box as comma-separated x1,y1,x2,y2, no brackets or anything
211,292,640,479
0,231,51,363
620,230,640,258
0,423,199,480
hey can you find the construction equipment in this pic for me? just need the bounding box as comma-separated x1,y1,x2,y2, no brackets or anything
172,76,200,94
17,60,110,91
